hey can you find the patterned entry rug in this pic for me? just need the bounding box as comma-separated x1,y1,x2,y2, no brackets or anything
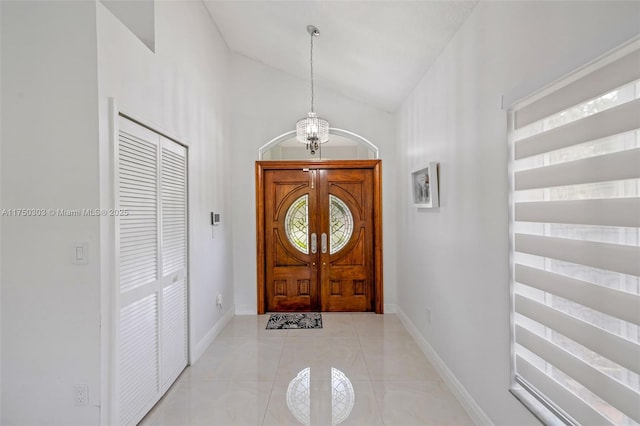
266,313,323,330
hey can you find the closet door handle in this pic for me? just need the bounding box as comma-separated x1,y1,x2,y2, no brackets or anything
321,233,327,254
311,233,317,254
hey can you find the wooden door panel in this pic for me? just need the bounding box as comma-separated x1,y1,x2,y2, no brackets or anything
327,280,369,311
265,169,318,311
273,183,307,217
321,168,374,312
274,231,306,266
333,228,366,266
330,182,364,217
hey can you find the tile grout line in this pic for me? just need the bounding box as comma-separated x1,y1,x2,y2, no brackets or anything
260,316,289,426
352,313,388,426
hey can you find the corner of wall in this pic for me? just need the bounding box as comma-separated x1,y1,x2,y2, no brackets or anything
396,307,494,426
383,303,397,314
191,305,235,364
235,304,257,315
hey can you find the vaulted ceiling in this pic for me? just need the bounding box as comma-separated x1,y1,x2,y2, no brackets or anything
203,1,477,113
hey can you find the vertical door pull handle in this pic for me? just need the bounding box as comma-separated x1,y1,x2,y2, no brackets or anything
321,233,327,254
311,233,317,254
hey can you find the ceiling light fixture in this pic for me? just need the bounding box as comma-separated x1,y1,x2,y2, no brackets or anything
296,25,329,155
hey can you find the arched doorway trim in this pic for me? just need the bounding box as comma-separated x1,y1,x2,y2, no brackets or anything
258,128,379,159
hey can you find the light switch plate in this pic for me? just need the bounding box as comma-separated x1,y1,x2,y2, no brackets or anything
72,241,89,265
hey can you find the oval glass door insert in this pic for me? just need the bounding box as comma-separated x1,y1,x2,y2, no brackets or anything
284,194,353,255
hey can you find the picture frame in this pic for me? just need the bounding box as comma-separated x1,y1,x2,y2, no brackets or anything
411,162,439,208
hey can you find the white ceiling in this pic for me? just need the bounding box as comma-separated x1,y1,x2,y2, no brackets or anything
203,1,477,113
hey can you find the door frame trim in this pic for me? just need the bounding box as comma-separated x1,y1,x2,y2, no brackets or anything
255,160,383,314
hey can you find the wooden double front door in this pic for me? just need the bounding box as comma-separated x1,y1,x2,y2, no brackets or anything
256,160,383,313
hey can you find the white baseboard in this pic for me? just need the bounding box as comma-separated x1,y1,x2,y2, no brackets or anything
191,306,235,364
235,304,257,315
396,307,494,426
383,303,397,313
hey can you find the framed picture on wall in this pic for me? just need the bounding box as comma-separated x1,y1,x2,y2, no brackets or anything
411,162,439,208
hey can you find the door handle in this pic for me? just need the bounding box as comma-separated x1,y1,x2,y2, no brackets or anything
321,233,327,254
311,233,317,254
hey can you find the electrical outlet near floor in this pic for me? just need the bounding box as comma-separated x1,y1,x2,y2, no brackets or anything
73,384,89,407
425,307,432,324
216,294,223,309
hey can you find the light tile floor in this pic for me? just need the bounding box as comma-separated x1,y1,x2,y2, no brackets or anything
140,313,474,426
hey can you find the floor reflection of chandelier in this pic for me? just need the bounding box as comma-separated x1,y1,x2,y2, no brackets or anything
286,367,355,425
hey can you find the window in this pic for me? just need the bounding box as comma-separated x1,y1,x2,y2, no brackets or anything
508,41,640,425
284,194,354,255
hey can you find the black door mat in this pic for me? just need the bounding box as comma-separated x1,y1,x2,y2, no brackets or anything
266,313,323,329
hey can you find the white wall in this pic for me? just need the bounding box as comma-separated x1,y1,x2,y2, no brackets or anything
100,0,155,51
96,1,232,422
228,53,397,314
1,2,101,424
0,1,4,421
1,1,232,424
395,2,640,425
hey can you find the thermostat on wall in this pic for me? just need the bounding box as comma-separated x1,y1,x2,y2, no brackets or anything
211,212,221,226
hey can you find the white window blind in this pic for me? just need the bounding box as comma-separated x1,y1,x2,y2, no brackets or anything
509,41,640,426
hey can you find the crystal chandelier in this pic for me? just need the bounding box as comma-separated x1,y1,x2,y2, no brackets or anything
296,25,329,155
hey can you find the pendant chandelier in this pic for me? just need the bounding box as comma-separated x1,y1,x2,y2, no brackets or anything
296,25,329,155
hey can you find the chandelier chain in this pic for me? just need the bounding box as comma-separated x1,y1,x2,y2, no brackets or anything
296,25,328,154
310,32,315,113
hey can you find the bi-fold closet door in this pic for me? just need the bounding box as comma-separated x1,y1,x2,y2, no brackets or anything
115,116,188,426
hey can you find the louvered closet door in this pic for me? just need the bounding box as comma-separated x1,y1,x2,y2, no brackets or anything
115,116,188,426
159,137,188,389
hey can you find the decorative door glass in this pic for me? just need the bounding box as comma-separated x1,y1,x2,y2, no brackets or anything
285,195,309,254
284,194,354,255
329,195,353,254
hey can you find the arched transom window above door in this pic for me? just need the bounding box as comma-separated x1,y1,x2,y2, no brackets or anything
259,128,379,160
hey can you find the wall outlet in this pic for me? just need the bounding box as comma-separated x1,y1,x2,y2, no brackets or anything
73,384,89,407
216,294,223,309
425,307,432,324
